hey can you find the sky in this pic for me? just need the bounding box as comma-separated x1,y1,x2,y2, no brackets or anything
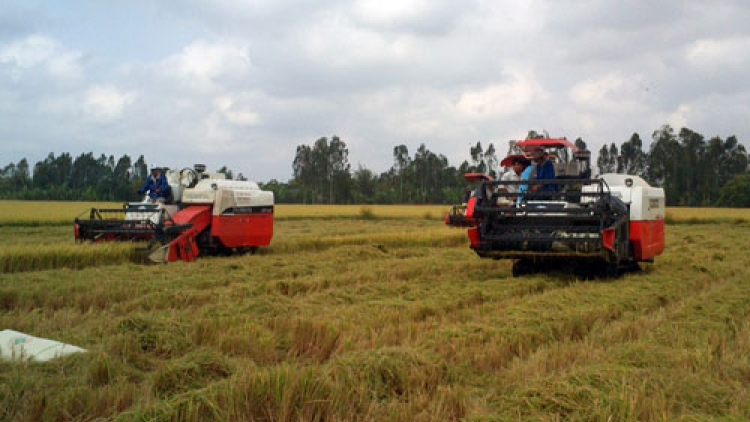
1,0,749,182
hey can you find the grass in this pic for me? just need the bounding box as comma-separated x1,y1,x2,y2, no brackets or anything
1,203,750,421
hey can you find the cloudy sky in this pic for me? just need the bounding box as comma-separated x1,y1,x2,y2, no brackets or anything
1,0,749,181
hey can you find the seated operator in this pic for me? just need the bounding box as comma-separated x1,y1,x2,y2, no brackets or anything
499,156,530,206
138,165,171,203
529,147,556,197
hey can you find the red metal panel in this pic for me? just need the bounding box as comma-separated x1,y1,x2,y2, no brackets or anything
468,227,480,248
516,138,577,152
172,205,212,225
629,220,665,261
463,173,494,182
601,228,616,252
210,213,274,248
465,197,477,219
166,206,212,262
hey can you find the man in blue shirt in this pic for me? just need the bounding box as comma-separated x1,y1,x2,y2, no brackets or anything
516,159,535,206
138,165,171,203
530,147,556,196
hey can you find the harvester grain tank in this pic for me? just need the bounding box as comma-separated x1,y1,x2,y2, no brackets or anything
74,165,273,263
446,137,665,276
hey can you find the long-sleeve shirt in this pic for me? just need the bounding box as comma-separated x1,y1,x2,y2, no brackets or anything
535,160,556,192
501,170,521,193
139,173,170,199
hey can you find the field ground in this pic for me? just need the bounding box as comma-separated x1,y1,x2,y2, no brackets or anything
1,202,750,421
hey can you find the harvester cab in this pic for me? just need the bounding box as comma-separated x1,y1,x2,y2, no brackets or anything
446,137,665,276
74,164,274,263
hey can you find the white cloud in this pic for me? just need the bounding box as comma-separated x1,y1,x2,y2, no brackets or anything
349,0,458,33
665,104,691,130
352,0,430,25
569,73,649,113
298,16,414,68
469,0,548,35
0,35,83,81
685,36,750,70
214,96,259,126
82,85,135,121
456,67,548,120
160,41,251,91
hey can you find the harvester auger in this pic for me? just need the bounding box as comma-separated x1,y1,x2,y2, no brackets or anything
446,138,665,276
74,165,274,263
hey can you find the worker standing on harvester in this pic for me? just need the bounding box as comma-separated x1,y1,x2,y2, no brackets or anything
138,165,171,203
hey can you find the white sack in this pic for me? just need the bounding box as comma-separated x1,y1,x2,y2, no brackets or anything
0,330,86,362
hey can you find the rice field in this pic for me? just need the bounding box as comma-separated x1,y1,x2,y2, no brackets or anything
1,200,750,421
0,201,448,225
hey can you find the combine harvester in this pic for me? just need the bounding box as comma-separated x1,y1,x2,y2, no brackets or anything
446,137,665,276
75,165,273,263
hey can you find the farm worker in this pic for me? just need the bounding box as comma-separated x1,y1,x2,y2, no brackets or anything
530,147,556,195
499,156,530,206
138,165,171,203
517,154,536,205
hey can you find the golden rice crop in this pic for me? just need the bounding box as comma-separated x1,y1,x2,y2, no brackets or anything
0,201,452,226
3,200,748,225
0,200,122,226
274,204,450,220
0,242,139,273
666,206,750,224
270,227,466,254
1,221,750,421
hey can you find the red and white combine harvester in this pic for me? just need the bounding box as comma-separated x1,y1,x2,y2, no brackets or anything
446,138,665,276
75,165,273,263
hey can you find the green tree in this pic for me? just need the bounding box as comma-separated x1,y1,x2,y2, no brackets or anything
293,144,314,203
676,128,706,205
352,165,376,203
292,136,351,204
716,174,750,207
327,136,350,203
647,125,681,205
597,145,614,175
393,144,410,202
469,142,485,173
619,133,647,175
13,158,31,190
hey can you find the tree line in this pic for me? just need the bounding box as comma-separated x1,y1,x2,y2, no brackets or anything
596,125,748,206
2,125,748,206
0,153,148,201
0,152,242,201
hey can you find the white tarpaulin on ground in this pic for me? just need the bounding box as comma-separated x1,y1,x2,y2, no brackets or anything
0,330,86,362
